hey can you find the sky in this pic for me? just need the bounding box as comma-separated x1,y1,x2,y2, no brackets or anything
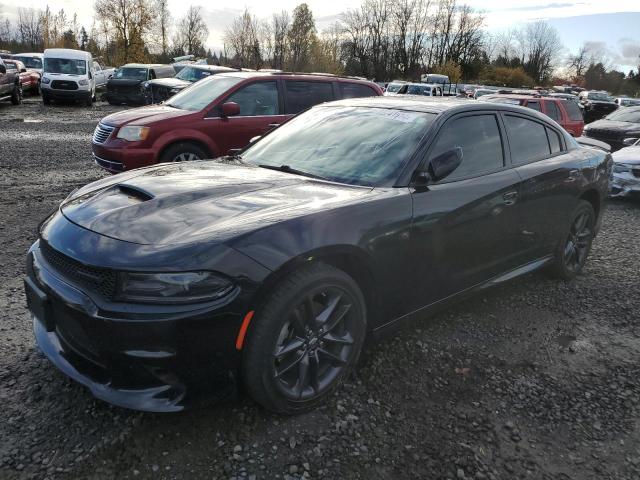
0,0,638,70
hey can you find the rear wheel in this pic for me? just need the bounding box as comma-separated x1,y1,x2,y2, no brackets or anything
242,263,367,414
160,142,209,162
42,93,51,105
547,200,595,280
10,83,22,105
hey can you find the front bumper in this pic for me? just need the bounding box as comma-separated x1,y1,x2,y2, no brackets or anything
106,91,145,105
610,171,640,197
92,141,156,171
25,228,269,411
42,87,91,100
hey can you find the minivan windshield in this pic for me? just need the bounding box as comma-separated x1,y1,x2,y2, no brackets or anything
13,56,42,69
386,83,403,93
605,108,640,123
243,106,436,186
114,68,148,80
587,92,613,102
175,66,214,82
166,75,243,111
44,58,87,75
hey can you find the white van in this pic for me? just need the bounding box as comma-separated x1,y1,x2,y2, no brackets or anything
41,49,96,106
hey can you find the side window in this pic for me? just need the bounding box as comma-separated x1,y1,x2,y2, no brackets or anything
340,82,377,99
526,101,541,112
148,69,155,80
6,63,16,72
545,101,561,122
93,61,101,71
504,115,551,165
563,101,584,122
226,81,280,116
547,127,562,154
429,114,504,181
284,81,333,114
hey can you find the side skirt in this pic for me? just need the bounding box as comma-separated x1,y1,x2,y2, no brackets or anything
371,255,554,341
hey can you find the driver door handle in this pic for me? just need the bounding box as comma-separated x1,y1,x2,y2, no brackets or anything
503,191,518,205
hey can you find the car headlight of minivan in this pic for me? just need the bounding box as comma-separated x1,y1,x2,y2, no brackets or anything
41,77,50,84
116,271,234,304
613,163,631,173
116,125,150,141
78,79,89,86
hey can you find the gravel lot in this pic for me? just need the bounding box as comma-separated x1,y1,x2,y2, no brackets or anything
1,98,639,480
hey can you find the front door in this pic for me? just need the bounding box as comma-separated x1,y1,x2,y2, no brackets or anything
409,112,525,307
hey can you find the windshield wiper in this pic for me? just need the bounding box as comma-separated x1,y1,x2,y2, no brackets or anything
258,164,327,181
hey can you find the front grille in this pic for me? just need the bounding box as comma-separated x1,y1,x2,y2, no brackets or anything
40,242,116,299
586,129,624,142
51,80,78,90
93,123,115,143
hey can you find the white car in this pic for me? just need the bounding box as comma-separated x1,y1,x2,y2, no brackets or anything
611,139,640,197
614,97,640,107
41,48,97,106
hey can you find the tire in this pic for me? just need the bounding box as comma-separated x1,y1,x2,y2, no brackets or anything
85,95,93,107
10,83,22,105
242,262,367,414
42,94,51,105
160,142,209,162
547,200,595,280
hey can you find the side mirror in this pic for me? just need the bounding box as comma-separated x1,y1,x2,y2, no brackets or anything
417,147,463,183
623,137,639,147
0,64,5,74
221,101,240,117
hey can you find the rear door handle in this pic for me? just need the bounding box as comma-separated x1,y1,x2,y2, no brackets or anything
502,191,518,205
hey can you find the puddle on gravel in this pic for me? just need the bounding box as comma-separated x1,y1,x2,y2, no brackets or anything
557,334,577,347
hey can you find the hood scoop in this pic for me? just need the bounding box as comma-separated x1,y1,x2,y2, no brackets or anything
117,183,155,202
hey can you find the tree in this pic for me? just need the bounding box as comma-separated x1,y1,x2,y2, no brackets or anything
175,6,208,57
567,44,589,79
517,21,562,84
287,3,316,71
154,0,171,59
223,9,261,68
79,27,89,50
272,11,290,70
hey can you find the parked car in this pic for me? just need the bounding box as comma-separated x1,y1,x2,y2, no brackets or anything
92,59,115,89
12,52,44,76
0,57,23,105
384,82,442,97
614,97,640,108
610,138,640,197
92,72,383,172
3,59,40,95
41,48,97,106
480,94,584,136
26,96,611,413
578,90,617,123
106,64,175,105
576,136,611,153
143,65,237,104
0,50,12,59
420,73,449,84
384,81,407,96
583,106,640,151
473,88,497,99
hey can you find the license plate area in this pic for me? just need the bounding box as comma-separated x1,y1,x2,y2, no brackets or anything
24,278,54,331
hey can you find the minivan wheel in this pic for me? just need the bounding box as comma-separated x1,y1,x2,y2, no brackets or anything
547,200,595,280
160,143,208,162
10,84,23,105
242,263,367,414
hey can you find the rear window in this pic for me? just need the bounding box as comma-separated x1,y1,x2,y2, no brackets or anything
285,81,334,114
563,101,583,122
545,101,561,122
114,67,148,80
340,82,377,99
504,115,551,165
526,101,541,112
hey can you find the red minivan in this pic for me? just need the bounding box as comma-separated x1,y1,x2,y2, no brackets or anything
92,72,383,172
480,94,584,137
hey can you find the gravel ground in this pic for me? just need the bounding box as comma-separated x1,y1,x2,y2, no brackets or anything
1,98,639,480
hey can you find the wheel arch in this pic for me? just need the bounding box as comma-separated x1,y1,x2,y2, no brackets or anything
157,138,216,162
579,188,600,220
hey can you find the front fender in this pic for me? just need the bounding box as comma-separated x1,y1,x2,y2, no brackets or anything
152,129,220,161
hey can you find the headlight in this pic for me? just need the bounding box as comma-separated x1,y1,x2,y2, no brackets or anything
41,77,50,84
170,88,180,94
78,79,89,86
613,163,631,173
116,271,234,304
116,125,150,141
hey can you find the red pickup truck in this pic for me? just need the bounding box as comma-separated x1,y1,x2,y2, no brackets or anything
4,59,40,95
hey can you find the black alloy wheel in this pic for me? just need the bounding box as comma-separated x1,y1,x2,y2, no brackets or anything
242,263,366,414
548,200,595,280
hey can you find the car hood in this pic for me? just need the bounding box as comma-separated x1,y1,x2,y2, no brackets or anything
60,161,372,246
586,120,640,133
147,78,191,89
107,78,144,89
100,104,193,127
612,146,640,165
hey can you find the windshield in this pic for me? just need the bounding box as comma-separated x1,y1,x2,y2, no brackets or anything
621,98,640,107
114,67,148,80
44,58,87,75
386,83,403,93
175,67,213,82
605,109,640,123
407,85,428,95
14,56,42,69
166,75,243,111
242,106,436,186
588,92,613,102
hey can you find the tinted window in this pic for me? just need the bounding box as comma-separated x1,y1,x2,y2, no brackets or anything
340,82,376,99
285,81,334,114
605,108,640,123
545,101,561,122
114,68,148,80
227,81,280,116
429,114,504,181
547,128,562,154
563,101,583,121
526,101,541,112
504,115,551,165
167,75,242,111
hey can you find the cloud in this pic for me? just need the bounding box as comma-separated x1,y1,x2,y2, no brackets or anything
618,39,640,67
496,2,583,12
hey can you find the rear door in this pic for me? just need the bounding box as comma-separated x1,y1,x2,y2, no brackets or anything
409,112,525,307
504,113,580,258
283,79,334,115
210,80,287,154
338,82,379,99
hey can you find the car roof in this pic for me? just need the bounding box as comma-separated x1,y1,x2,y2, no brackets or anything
13,53,43,58
317,96,503,113
215,71,374,83
44,48,91,59
121,63,169,68
188,65,237,72
483,94,550,101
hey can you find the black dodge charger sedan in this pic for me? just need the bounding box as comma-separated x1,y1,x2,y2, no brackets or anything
24,97,611,413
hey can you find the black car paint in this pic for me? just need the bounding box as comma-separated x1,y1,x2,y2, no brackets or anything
25,98,611,411
584,117,640,151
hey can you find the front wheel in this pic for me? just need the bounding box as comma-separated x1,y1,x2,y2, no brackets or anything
160,142,208,162
547,200,595,280
242,263,367,414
